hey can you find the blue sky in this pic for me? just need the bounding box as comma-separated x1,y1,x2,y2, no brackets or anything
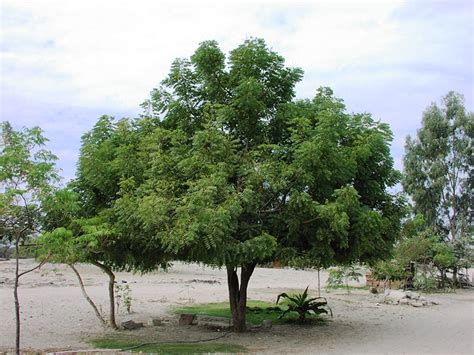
1,0,473,182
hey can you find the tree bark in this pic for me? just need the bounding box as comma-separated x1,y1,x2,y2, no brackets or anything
14,236,20,355
91,261,118,329
69,264,106,326
452,266,458,287
14,235,50,355
226,263,256,333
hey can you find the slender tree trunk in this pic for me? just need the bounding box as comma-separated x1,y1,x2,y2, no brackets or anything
440,268,446,289
14,236,20,355
92,261,118,329
317,268,321,298
226,263,256,333
452,266,458,287
13,235,49,355
69,264,106,326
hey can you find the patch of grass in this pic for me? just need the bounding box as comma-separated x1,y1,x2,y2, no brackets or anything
175,300,329,325
90,337,246,354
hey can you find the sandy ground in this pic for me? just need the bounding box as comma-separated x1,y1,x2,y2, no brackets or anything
0,259,473,354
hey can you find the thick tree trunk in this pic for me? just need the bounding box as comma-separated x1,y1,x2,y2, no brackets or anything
69,264,106,326
226,263,256,333
92,261,118,329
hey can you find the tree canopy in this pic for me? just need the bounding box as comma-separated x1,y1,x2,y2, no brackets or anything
403,91,473,242
37,39,403,332
112,39,404,331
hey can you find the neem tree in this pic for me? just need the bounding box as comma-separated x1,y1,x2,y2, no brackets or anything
117,39,403,332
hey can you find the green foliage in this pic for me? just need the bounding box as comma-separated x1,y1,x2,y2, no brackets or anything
326,264,363,293
371,259,407,282
71,38,403,331
0,121,58,243
276,286,332,322
403,92,473,242
413,273,438,291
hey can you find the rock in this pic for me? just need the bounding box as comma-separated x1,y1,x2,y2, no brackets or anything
178,314,196,326
148,317,162,326
121,320,144,330
404,291,421,300
430,300,439,305
410,302,424,307
262,319,273,329
399,298,409,305
422,301,428,306
383,289,407,303
195,315,231,329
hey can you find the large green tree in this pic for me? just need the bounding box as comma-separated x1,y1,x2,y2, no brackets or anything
0,122,58,354
120,39,403,332
403,92,473,282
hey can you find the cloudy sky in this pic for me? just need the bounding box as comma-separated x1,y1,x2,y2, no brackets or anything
1,0,473,182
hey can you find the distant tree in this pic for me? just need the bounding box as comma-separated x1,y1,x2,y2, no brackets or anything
125,39,403,332
0,122,58,354
403,92,473,283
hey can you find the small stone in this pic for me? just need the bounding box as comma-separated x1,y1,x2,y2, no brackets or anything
410,302,424,307
430,300,439,305
422,301,428,306
400,298,409,305
148,317,162,326
262,319,273,329
121,320,144,330
179,314,196,326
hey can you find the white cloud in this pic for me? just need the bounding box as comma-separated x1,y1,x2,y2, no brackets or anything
1,0,472,181
2,0,409,111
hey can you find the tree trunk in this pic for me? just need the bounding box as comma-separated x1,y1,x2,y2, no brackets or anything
317,268,321,298
92,261,118,329
69,264,107,326
452,266,458,287
440,268,446,289
226,263,256,333
14,236,20,355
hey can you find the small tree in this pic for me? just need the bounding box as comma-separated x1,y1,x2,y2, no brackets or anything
0,122,58,354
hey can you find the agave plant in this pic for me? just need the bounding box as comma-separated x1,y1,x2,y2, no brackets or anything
276,286,333,322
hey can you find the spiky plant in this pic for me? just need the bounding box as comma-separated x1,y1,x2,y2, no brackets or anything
276,286,333,322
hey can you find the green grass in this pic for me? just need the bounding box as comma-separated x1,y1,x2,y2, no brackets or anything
90,337,246,354
175,300,328,325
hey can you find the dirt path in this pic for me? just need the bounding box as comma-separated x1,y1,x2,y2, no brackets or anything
0,259,473,354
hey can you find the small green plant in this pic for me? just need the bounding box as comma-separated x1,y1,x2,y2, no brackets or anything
276,286,332,322
413,273,437,291
327,264,363,294
115,282,132,314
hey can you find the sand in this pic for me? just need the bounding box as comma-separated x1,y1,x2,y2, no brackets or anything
0,259,473,354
